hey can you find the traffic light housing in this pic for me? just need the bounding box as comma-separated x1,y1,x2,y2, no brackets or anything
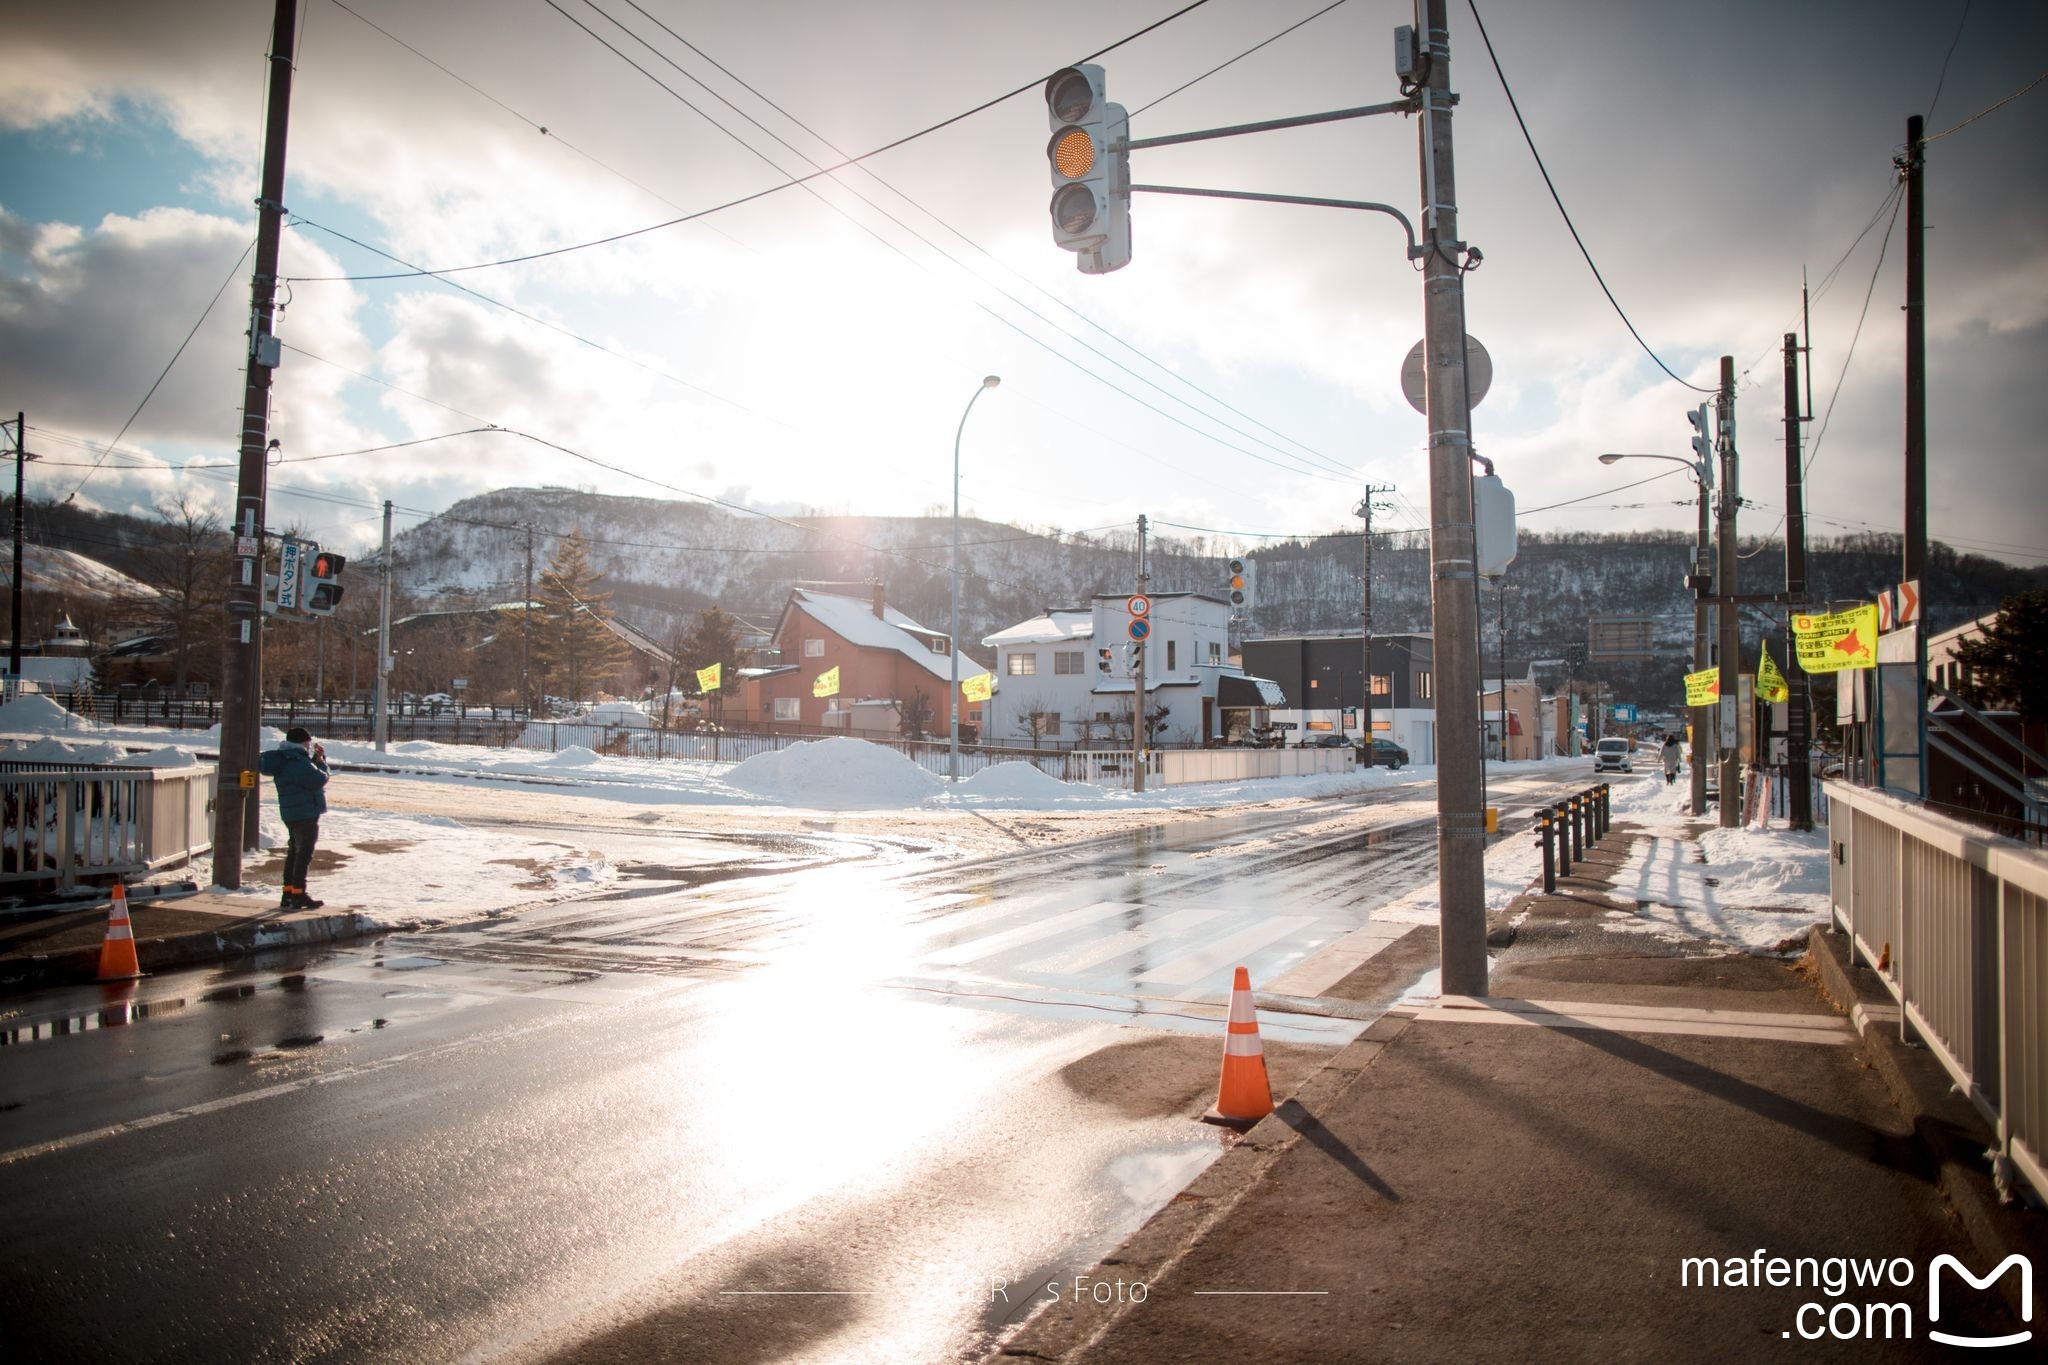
1097,647,1114,674
306,549,346,616
1227,558,1247,606
1687,403,1712,466
1045,65,1130,274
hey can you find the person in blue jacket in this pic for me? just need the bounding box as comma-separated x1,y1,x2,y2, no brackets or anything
257,726,330,910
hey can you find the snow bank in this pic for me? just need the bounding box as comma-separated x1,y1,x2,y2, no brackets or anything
949,760,1079,804
727,737,943,808
109,745,201,768
583,700,651,729
0,693,86,734
542,745,602,766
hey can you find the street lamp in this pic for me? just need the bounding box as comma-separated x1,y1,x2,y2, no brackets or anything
1596,451,1713,814
950,375,1001,782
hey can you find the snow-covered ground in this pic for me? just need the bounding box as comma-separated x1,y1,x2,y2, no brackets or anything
1604,770,1832,952
0,693,1593,929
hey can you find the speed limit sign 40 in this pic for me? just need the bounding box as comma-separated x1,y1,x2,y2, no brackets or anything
1127,594,1151,617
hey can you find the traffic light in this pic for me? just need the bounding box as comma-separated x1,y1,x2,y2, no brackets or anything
1044,64,1130,274
1227,558,1247,606
305,549,346,616
1687,403,1711,466
1097,647,1114,674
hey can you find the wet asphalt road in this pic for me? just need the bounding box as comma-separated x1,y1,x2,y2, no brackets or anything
0,765,1599,1362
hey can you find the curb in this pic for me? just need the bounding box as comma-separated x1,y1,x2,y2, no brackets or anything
0,910,391,991
993,1013,1416,1362
1805,925,2042,1315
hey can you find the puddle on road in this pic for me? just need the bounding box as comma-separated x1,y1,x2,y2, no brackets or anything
0,993,190,1046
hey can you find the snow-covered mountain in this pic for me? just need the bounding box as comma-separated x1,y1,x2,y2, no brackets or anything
0,543,158,602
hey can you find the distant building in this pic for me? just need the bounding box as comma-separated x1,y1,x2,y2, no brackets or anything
742,586,987,736
1238,633,1438,763
1587,613,1663,662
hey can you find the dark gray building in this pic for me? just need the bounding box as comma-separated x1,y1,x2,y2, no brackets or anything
1239,633,1438,762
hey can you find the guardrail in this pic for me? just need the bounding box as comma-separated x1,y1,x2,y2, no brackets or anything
1827,779,2048,1204
0,766,217,889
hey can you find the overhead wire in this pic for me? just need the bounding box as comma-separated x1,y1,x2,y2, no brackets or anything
1923,68,2047,143
1463,0,1714,395
1515,467,1684,517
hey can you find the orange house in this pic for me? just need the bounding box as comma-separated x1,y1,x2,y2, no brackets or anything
742,587,990,737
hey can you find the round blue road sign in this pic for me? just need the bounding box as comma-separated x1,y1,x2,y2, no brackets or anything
1128,618,1151,641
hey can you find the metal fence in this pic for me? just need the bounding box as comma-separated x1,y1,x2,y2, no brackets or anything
0,766,218,888
1827,779,2048,1204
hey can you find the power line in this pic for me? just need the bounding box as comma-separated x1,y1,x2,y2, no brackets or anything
1924,67,2047,143
1131,0,1351,116
288,0,1216,284
1924,0,1973,120
1463,0,1714,396
1806,185,1903,478
1516,467,1684,517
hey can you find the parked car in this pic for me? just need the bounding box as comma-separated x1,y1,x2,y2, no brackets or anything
1308,732,1353,748
1359,738,1409,769
1594,736,1634,773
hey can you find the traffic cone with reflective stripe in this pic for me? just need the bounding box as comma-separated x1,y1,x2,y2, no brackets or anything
96,882,142,982
1202,965,1273,1128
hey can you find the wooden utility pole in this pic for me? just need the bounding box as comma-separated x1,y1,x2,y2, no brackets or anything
1356,484,1396,764
8,412,26,683
211,0,298,887
1716,355,1742,828
375,500,393,752
1784,330,1813,829
522,522,535,717
1903,114,1929,796
1132,514,1149,793
1414,0,1487,994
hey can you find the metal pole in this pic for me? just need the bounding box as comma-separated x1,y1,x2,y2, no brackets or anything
521,522,534,720
1416,0,1487,995
211,0,298,889
8,412,23,684
1133,514,1149,793
1691,474,1710,816
1785,331,1813,829
375,500,393,752
1904,114,1929,797
1716,355,1742,828
949,376,998,783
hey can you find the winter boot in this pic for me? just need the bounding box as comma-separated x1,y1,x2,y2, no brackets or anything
292,891,325,911
280,886,299,910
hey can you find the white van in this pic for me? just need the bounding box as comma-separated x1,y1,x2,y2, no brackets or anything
1594,737,1633,773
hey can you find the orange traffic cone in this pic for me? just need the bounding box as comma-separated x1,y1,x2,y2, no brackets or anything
95,882,143,982
1202,966,1274,1128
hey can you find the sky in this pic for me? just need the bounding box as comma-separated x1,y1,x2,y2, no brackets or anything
1,0,2043,571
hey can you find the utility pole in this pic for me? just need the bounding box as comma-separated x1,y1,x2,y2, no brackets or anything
1132,513,1149,793
1689,465,1711,816
1903,114,1929,797
1784,330,1813,828
1414,0,1488,995
211,0,298,888
1355,484,1395,763
374,500,393,752
8,412,27,685
1716,354,1742,828
522,522,535,719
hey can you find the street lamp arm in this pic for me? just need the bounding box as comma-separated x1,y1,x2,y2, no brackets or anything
1597,450,1712,487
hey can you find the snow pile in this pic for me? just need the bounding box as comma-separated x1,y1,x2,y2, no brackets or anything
109,745,200,768
727,737,943,808
542,745,602,766
0,693,86,734
948,760,1080,804
1602,782,1832,950
583,700,652,729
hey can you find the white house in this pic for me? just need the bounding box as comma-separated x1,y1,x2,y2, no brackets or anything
983,592,1272,746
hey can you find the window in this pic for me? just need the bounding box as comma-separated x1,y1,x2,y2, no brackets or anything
1416,670,1433,699
1166,640,1177,671
1308,678,1319,690
930,636,949,654
1007,653,1037,676
1207,641,1222,664
1371,674,1392,696
773,697,800,720
1053,650,1084,675
1032,711,1063,736
803,638,824,659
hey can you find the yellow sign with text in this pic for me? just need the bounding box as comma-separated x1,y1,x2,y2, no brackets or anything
1683,667,1721,707
812,666,840,699
1792,605,1878,673
1757,645,1788,703
696,663,722,693
961,673,993,703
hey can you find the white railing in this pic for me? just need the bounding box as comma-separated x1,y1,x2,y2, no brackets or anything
1059,747,1353,787
1827,780,2048,1204
0,767,217,888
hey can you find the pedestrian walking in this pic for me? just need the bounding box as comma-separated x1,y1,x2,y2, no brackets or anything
1661,733,1683,785
258,725,330,910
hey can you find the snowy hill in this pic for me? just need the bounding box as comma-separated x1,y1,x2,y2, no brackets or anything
0,543,158,602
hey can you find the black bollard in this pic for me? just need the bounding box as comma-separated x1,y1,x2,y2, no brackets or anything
1569,795,1583,864
1556,802,1573,877
1539,812,1555,894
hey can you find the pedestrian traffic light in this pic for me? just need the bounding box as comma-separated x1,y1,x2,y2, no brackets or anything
1097,647,1114,674
305,549,346,616
1687,404,1711,465
1227,558,1247,606
1044,64,1130,274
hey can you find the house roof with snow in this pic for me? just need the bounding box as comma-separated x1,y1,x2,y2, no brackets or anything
775,589,982,684
983,609,1094,649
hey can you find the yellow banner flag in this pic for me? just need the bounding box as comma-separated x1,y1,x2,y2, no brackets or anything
812,666,840,699
1683,667,1721,707
695,662,722,693
961,672,993,702
1757,644,1788,703
1792,604,1878,674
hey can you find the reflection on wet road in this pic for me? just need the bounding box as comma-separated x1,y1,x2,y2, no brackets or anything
0,766,1597,1363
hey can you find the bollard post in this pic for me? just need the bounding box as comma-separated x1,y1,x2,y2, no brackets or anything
1569,795,1583,863
1555,802,1572,877
1600,783,1611,836
1539,811,1555,893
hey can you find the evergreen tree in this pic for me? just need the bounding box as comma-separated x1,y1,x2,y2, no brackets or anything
530,530,629,704
682,606,745,723
1951,590,2047,720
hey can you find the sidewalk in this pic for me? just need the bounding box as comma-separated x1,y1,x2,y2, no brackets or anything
996,814,2045,1362
0,886,384,991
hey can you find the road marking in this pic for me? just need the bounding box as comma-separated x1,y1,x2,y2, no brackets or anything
1014,906,1228,975
922,899,1135,967
1397,995,1854,1045
1131,916,1317,987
